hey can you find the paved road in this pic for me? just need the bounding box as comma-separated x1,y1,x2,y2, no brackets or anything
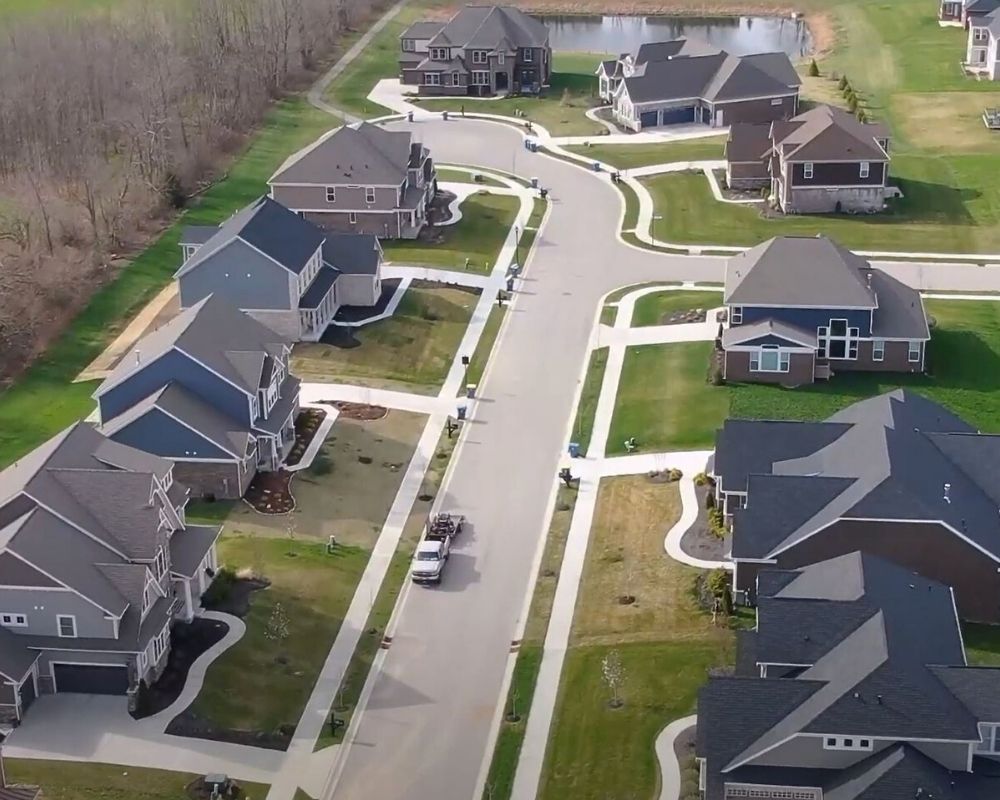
328,119,1000,800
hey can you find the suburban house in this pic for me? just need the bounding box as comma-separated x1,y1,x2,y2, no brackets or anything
712,389,1000,621
177,196,383,341
605,38,800,131
0,422,220,718
940,0,1000,26
697,550,1000,800
94,294,301,500
269,122,436,239
721,235,929,385
726,104,892,214
399,5,551,96
966,7,1000,78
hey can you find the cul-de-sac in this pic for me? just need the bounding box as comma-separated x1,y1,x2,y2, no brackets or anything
3,0,1000,799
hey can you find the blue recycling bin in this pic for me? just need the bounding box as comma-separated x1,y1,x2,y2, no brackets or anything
568,442,581,458
591,161,601,172
456,405,468,421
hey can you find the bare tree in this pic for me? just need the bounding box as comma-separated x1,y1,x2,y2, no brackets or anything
601,650,626,708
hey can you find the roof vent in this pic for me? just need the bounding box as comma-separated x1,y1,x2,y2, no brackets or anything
943,482,952,504
135,350,141,365
853,691,860,700
876,694,883,704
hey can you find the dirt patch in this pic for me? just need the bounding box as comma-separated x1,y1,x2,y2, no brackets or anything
328,402,389,421
244,471,295,515
284,408,327,467
679,483,731,562
132,617,229,719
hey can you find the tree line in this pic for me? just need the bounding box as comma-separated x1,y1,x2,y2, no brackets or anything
0,0,377,379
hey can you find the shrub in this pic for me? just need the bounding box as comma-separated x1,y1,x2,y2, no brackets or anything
707,568,729,598
721,585,734,616
693,472,709,486
808,59,820,77
705,491,716,510
668,468,683,482
202,567,237,608
708,508,727,538
847,95,859,113
856,108,867,122
838,75,848,90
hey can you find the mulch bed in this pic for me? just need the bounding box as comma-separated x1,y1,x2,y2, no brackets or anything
203,576,269,618
659,308,709,325
244,470,295,514
284,408,327,467
426,190,459,226
131,617,229,720
679,483,730,562
327,401,389,421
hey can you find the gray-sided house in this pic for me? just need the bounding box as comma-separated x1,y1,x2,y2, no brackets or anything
94,294,301,500
697,550,1000,800
721,235,929,385
940,0,1000,26
268,122,436,240
712,389,1000,622
0,422,220,720
177,196,383,342
399,5,551,96
605,38,801,132
726,104,892,214
966,7,1000,78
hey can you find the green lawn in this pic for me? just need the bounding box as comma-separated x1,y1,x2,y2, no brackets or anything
571,347,609,454
292,283,477,394
436,167,506,187
566,136,727,170
4,759,268,800
608,341,728,454
963,623,1000,666
465,305,507,389
729,299,1000,430
414,52,607,136
0,98,334,469
382,192,519,271
632,290,724,327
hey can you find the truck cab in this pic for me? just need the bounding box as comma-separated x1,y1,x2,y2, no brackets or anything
411,538,450,584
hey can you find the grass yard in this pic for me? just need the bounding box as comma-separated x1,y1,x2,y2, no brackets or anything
381,192,519,272
729,299,1000,431
963,623,1000,666
631,289,724,327
0,98,334,469
571,347,609,454
608,341,728,455
291,283,478,394
414,52,608,136
436,167,506,187
464,305,507,390
566,135,727,170
539,475,734,800
4,760,268,800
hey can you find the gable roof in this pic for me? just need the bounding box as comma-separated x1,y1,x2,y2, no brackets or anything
270,122,419,186
400,20,446,40
721,319,817,349
322,233,382,275
425,5,548,49
95,294,289,400
772,104,889,163
176,196,325,278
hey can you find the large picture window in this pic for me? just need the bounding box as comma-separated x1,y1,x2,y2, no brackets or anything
424,73,441,86
750,345,789,373
818,319,859,360
472,71,489,86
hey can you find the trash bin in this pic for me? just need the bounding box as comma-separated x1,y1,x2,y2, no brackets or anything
591,161,601,172
407,110,414,122
506,276,515,292
523,138,533,151
442,110,449,121
530,176,539,188
568,442,581,458
456,404,468,420
466,384,476,399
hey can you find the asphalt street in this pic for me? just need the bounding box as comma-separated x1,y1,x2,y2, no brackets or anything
328,118,1000,800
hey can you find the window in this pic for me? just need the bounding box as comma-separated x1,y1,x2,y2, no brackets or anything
472,71,489,86
430,47,448,60
365,186,376,203
57,615,77,638
750,346,790,373
908,341,922,363
152,626,169,662
402,39,415,52
471,50,487,64
872,339,885,362
0,613,27,628
859,161,870,179
977,723,1000,754
818,320,859,361
424,72,441,86
325,186,336,202
730,306,742,324
522,48,533,61
451,72,462,86
803,162,814,179
154,547,167,579
823,736,873,751
349,212,357,224
498,51,505,65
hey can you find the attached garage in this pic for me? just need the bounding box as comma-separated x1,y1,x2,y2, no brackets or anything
639,110,659,129
53,663,129,695
659,106,696,126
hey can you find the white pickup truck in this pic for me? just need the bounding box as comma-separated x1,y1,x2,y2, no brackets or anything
410,538,451,585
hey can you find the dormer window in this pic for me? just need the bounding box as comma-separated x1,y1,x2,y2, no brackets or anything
823,736,872,751
402,39,415,52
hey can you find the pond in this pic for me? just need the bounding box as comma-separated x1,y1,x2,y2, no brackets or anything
543,15,813,59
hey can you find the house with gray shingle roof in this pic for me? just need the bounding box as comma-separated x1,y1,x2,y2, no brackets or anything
696,550,1000,800
605,38,800,131
941,0,1000,25
94,294,301,499
966,6,1000,78
712,389,1000,621
0,422,220,720
178,196,383,340
720,235,928,385
399,5,551,96
268,122,436,240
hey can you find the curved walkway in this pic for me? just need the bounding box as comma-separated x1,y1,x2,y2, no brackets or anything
666,471,730,571
655,715,698,800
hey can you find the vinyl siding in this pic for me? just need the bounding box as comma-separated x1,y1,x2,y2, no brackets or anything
0,588,116,638
790,161,886,187
108,408,234,461
737,307,873,336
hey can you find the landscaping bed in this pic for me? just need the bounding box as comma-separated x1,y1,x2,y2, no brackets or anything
244,470,295,514
674,725,701,800
284,408,327,467
328,402,389,420
678,483,730,563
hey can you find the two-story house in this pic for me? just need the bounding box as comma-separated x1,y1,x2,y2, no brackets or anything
721,235,929,385
697,550,1000,799
269,122,435,240
177,196,383,341
726,104,891,214
940,0,1000,26
712,389,1000,621
0,422,220,720
399,5,551,96
966,7,1000,78
94,294,301,500
606,39,801,131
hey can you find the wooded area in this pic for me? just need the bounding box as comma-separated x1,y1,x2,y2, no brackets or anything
0,0,374,380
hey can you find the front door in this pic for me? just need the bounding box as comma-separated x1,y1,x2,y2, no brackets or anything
496,71,509,91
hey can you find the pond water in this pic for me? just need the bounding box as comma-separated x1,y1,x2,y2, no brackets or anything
543,15,813,59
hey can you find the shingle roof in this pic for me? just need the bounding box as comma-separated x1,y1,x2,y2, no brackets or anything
169,524,222,578
322,233,383,276
726,122,772,162
931,666,1000,722
270,122,419,186
176,196,325,278
722,319,816,348
773,104,889,163
400,20,445,40
299,266,341,310
426,5,548,49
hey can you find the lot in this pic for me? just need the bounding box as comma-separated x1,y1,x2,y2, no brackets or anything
608,341,728,454
571,347,609,454
566,135,727,170
291,283,478,394
381,192,519,271
631,289,723,327
539,475,734,800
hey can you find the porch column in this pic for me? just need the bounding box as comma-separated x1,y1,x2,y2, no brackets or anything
184,578,195,621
